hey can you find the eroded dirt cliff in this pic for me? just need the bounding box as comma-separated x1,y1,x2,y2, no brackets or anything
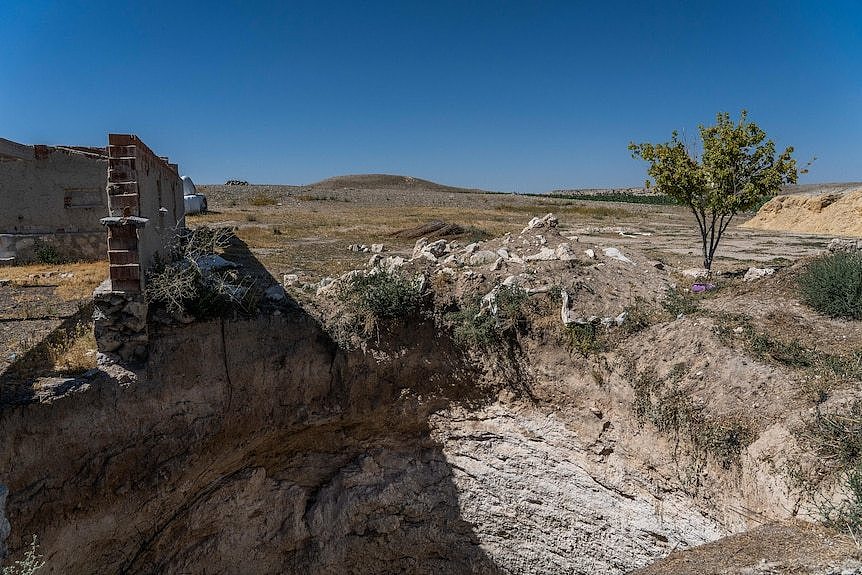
2,221,859,574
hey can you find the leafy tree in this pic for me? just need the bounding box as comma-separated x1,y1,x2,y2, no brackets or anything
629,111,798,270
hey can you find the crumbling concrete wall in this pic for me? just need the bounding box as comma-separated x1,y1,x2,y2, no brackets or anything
96,135,185,361
0,139,108,262
104,134,184,292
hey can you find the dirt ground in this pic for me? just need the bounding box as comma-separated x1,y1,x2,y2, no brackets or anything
193,181,839,287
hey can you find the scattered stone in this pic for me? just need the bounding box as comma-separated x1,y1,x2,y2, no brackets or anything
827,238,862,253
383,256,406,269
469,250,498,266
682,268,710,279
491,257,504,271
584,249,596,259
464,242,480,255
555,243,578,261
370,244,385,253
743,267,775,282
283,273,300,286
650,261,665,270
521,213,558,233
502,275,519,287
265,285,286,301
602,247,634,265
525,247,558,261
368,254,383,267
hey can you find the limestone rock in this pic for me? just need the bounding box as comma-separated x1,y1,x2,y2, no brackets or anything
743,267,775,282
827,238,862,253
682,268,709,279
524,247,558,261
603,247,634,265
522,213,559,233
470,250,498,266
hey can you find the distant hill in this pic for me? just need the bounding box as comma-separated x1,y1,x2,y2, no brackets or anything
306,174,491,194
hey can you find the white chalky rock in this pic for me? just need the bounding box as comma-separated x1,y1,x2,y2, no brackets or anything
556,243,578,261
283,273,299,286
743,267,775,282
682,268,709,279
470,250,498,266
524,247,558,261
602,247,634,264
370,244,384,253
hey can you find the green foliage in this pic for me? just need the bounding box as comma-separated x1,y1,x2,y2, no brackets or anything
341,270,424,319
547,192,679,205
630,111,797,269
2,535,45,575
444,286,530,348
804,402,862,536
31,239,61,265
446,301,499,347
632,366,754,468
565,323,604,356
798,252,862,320
821,463,862,537
661,287,699,316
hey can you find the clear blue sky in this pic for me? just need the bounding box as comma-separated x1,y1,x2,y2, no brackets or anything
2,1,860,192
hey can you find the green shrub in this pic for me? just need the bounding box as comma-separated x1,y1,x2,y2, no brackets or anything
821,463,862,536
32,239,61,264
444,286,529,348
446,301,499,347
661,287,699,316
341,270,424,319
799,252,862,320
565,323,604,356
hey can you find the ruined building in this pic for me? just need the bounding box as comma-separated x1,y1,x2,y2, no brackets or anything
0,137,108,262
95,134,186,362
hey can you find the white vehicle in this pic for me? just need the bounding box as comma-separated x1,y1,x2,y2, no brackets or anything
182,175,208,214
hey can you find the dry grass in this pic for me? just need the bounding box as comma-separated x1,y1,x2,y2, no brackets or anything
2,261,107,301
50,322,97,375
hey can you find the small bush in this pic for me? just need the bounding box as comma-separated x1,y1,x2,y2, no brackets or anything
661,287,699,316
341,270,424,320
249,192,277,206
799,252,862,320
444,286,530,348
446,301,499,347
565,323,604,356
146,226,258,319
821,463,862,536
807,401,862,471
32,239,61,264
